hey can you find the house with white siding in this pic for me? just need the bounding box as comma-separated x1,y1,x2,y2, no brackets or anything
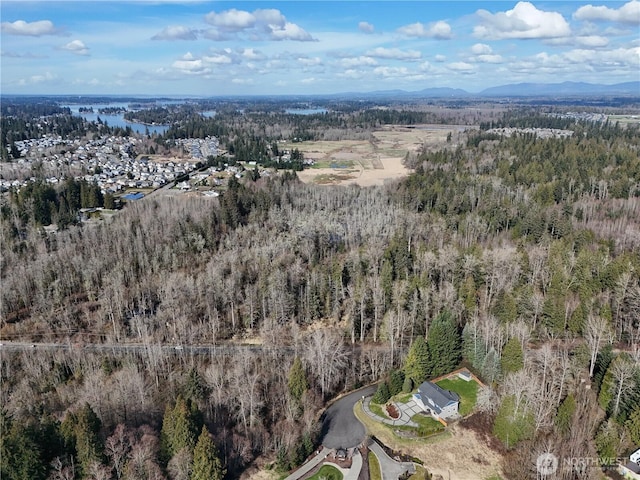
413,381,459,421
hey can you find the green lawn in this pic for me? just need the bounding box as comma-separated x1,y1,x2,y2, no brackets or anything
369,401,386,418
436,377,478,416
393,392,414,404
368,452,382,480
307,465,343,480
409,413,445,436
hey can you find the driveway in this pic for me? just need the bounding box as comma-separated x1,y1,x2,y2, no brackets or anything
369,440,415,480
320,385,377,448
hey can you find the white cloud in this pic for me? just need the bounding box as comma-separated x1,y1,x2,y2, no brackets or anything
338,56,377,67
434,54,447,62
509,46,640,75
1,50,47,59
366,47,421,60
374,66,411,78
338,69,364,79
469,43,503,63
204,8,315,41
447,62,475,72
301,77,317,84
270,22,315,41
471,43,493,55
61,40,90,56
474,2,571,39
358,21,374,33
172,58,209,74
477,54,504,63
152,25,197,41
397,21,452,39
298,56,323,66
546,35,610,48
1,20,61,36
574,1,640,25
202,54,232,64
232,78,254,85
241,48,264,60
18,71,56,85
205,8,256,31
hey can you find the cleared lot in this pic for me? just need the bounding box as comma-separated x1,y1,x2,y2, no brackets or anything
293,125,466,187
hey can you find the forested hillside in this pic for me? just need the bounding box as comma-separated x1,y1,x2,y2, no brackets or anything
1,110,639,480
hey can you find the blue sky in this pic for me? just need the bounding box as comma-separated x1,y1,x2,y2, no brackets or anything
1,1,639,95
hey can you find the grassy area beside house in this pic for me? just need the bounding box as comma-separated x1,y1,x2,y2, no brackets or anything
307,465,343,480
410,413,445,436
435,377,478,416
394,392,414,404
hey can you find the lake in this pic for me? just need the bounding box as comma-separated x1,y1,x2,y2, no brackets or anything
285,108,328,115
64,103,170,135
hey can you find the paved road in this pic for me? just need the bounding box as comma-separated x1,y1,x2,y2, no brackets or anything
320,385,376,449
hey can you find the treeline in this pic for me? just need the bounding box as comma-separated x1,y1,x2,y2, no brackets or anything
3,177,111,231
124,106,199,126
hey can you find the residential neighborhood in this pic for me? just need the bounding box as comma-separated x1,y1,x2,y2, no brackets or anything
0,135,225,195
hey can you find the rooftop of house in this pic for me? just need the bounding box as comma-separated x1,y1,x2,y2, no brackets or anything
416,381,459,414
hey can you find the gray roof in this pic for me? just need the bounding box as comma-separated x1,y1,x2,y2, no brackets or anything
417,381,459,414
625,462,640,474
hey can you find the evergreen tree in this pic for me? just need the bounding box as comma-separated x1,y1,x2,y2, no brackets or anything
389,369,405,396
404,336,430,385
427,311,461,377
402,376,413,393
462,322,486,369
0,413,47,480
74,403,104,478
501,337,524,374
161,396,200,463
626,407,640,445
191,426,225,480
555,394,576,436
372,381,390,404
185,368,207,403
287,357,308,403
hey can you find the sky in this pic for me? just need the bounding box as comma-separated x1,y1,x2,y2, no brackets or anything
1,1,639,96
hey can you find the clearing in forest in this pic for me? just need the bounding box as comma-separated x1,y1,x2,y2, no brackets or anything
293,124,465,187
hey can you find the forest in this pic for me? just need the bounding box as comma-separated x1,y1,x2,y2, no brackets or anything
1,105,640,480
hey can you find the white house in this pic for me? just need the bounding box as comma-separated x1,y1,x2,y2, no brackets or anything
413,381,459,421
620,449,640,480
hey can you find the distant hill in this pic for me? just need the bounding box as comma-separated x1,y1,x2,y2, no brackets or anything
415,87,471,97
479,81,640,97
331,82,639,99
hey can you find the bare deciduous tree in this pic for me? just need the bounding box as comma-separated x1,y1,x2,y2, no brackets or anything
585,314,613,378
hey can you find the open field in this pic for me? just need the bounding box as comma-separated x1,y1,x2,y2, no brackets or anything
293,125,466,186
608,114,640,125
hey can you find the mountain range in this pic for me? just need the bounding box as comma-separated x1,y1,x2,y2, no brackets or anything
343,81,639,98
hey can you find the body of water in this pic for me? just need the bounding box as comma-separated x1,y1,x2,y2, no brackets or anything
64,103,170,135
285,108,328,115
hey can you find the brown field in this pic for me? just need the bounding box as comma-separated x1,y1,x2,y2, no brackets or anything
292,124,467,187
